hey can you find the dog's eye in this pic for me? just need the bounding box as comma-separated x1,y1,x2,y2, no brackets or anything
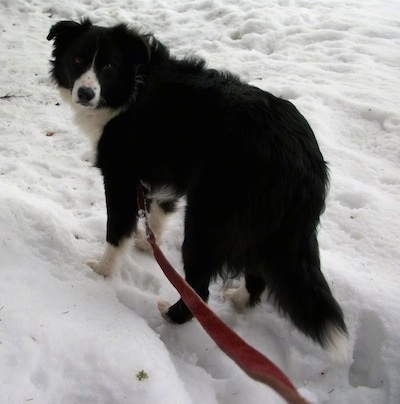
103,63,114,72
74,57,83,65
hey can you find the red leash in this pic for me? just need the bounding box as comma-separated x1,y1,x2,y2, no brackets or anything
137,184,308,404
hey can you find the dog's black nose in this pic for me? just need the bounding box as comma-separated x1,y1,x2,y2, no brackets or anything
77,87,95,103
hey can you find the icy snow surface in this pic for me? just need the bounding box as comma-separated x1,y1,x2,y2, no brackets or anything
1,0,400,403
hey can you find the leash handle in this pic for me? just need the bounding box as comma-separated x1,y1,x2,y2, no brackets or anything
136,184,308,404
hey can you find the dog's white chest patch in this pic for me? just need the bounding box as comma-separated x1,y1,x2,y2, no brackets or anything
58,86,123,147
74,108,120,145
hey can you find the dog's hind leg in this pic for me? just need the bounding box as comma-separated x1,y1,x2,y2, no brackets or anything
159,191,224,324
160,230,222,323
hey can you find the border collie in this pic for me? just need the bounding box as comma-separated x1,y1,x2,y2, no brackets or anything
47,19,347,354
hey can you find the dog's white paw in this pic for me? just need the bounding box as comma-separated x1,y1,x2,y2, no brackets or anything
85,259,112,277
223,284,250,310
85,259,99,270
158,300,173,322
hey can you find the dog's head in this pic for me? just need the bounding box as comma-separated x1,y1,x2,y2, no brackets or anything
47,19,150,109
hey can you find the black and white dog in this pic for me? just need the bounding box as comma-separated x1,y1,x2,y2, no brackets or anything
48,19,347,355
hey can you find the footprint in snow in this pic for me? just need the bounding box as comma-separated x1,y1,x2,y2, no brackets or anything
349,311,388,392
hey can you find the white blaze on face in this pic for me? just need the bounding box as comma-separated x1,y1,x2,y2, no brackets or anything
71,67,101,108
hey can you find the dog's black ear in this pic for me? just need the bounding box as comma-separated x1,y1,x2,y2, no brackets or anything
112,24,151,66
47,19,92,48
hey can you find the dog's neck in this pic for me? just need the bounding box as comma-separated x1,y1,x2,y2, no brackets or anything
59,87,123,146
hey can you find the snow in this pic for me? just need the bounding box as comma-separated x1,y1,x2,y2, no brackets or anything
1,0,399,403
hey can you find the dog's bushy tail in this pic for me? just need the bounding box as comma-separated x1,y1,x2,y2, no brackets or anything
268,231,348,358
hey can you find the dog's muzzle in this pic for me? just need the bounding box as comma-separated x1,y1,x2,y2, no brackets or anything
77,86,96,106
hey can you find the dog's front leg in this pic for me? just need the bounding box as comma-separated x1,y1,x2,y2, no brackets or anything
87,242,130,277
87,174,138,277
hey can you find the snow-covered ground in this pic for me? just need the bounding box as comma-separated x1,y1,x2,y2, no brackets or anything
1,0,399,403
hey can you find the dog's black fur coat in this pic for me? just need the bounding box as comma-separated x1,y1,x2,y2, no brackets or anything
48,19,347,349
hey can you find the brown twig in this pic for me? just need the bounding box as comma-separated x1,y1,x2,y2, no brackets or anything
0,91,31,100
